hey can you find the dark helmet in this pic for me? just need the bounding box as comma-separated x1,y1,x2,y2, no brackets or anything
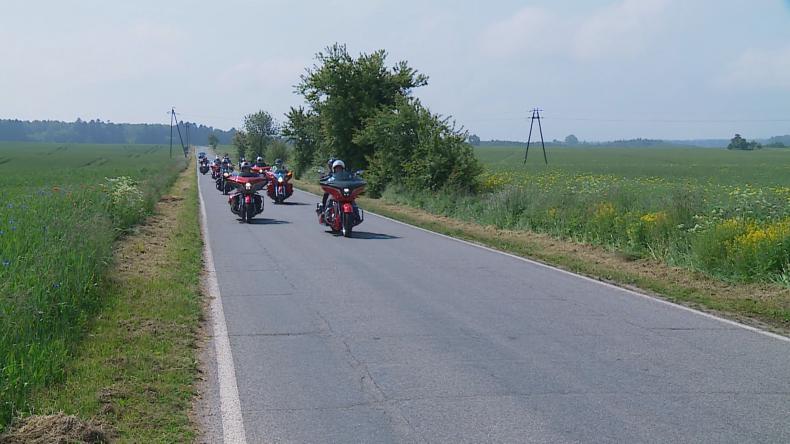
275,158,283,166
240,161,252,173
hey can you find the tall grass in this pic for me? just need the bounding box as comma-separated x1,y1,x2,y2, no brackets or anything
0,142,184,428
382,146,790,283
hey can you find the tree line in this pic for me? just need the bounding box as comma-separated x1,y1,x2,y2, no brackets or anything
0,118,235,145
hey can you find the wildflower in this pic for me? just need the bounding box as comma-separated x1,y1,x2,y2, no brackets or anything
640,211,667,224
2,259,10,267
52,282,62,289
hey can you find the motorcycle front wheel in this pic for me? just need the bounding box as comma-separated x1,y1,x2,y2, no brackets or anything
342,212,353,238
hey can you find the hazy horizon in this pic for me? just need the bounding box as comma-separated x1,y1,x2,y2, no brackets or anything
3,0,790,141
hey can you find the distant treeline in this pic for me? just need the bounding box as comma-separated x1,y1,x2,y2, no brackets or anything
480,136,789,149
479,138,677,148
0,118,236,145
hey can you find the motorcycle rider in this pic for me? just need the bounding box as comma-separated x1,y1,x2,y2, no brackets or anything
253,156,268,168
271,158,286,172
318,159,346,215
236,161,259,178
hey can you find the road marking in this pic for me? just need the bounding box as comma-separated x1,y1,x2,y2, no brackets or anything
198,167,248,444
294,188,790,344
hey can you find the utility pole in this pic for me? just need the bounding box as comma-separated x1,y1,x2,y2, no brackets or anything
185,121,190,158
169,108,174,159
170,109,186,155
524,108,548,165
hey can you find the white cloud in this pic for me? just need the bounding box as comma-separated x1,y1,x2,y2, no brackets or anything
477,0,671,60
717,45,790,91
476,7,563,57
216,58,308,93
573,0,670,59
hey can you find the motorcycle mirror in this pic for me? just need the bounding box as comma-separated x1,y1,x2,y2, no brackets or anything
316,167,325,174
355,169,364,176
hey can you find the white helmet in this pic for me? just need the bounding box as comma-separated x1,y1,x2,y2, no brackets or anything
331,159,345,170
256,156,263,162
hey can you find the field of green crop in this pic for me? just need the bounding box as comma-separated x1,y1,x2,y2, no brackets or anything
0,142,185,427
384,145,790,284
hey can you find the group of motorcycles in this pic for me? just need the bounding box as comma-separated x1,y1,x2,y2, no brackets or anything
198,153,365,237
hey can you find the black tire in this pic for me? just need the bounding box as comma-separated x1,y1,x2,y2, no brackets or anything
342,212,353,237
245,203,255,222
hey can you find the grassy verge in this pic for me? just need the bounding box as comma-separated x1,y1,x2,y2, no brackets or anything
3,164,204,442
296,178,789,335
0,143,184,428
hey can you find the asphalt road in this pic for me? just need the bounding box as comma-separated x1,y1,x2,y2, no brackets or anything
197,169,790,443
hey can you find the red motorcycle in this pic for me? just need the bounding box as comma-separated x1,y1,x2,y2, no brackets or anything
317,171,365,237
265,168,294,204
251,164,270,175
227,173,267,222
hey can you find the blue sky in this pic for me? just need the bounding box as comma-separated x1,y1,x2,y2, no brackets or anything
2,0,790,141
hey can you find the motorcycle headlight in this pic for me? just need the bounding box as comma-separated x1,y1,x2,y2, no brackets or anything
277,177,284,183
223,172,229,177
245,182,252,190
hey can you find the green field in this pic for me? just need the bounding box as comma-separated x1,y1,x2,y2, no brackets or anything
384,145,790,284
0,142,185,428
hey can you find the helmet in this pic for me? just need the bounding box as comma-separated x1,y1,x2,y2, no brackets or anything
240,161,251,172
331,159,345,170
275,158,283,165
256,156,263,163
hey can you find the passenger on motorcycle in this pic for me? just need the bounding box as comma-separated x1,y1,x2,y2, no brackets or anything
253,156,268,168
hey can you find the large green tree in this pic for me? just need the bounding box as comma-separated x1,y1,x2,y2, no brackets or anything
282,106,320,177
727,134,761,150
244,110,277,159
293,43,428,169
232,130,249,160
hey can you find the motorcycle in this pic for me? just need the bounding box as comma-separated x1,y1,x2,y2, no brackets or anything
210,162,221,179
215,165,235,194
199,158,210,175
227,173,267,222
317,171,365,237
251,164,270,175
265,168,294,203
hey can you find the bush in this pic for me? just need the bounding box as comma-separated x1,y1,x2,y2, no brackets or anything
355,97,481,196
694,218,790,280
103,176,146,228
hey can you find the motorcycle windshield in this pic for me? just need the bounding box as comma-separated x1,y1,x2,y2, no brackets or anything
320,171,366,190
